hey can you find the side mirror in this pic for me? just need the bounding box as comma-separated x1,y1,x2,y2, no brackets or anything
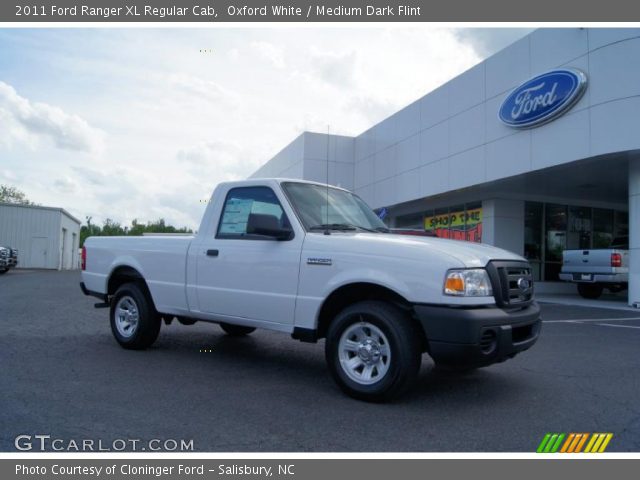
246,213,293,240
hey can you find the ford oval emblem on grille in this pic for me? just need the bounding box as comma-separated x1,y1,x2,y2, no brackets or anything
517,277,531,292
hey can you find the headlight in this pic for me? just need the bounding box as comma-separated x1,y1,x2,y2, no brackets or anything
444,269,493,297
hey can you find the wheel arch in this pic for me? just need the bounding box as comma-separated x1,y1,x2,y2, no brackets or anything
107,265,156,309
315,282,426,347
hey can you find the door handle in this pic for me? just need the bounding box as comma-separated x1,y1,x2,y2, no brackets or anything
206,249,219,257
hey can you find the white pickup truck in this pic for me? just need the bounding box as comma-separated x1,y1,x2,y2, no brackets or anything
80,179,541,401
559,237,629,299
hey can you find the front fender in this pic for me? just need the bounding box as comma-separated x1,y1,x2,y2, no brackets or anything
322,268,413,302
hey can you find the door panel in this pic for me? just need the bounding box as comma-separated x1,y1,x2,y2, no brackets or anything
194,186,302,325
196,239,301,324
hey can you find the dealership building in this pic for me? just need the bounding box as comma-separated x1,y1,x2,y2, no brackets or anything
251,28,640,306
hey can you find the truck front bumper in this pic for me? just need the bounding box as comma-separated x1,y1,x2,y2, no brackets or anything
414,302,541,368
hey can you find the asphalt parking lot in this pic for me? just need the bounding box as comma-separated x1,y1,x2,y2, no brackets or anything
1,269,639,452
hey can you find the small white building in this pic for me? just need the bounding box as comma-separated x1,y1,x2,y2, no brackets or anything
0,203,81,270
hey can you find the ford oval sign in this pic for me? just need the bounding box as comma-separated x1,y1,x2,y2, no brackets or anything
499,68,587,128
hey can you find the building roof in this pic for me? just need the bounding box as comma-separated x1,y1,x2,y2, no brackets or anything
0,202,82,225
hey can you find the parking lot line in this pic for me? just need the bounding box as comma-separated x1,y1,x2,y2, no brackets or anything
593,323,640,330
543,318,640,323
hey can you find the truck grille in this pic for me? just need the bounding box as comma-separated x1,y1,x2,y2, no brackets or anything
486,261,534,308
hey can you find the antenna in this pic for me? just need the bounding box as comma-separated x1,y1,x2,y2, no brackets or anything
324,125,330,235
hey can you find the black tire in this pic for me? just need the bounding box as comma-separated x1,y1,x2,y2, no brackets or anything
220,323,256,336
577,283,604,299
110,282,161,350
325,300,422,402
0,268,8,274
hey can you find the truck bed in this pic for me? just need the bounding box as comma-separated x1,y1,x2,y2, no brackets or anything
82,235,193,312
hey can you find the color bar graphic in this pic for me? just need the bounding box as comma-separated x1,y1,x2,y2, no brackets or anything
584,433,614,453
536,433,565,453
560,433,589,453
537,433,613,453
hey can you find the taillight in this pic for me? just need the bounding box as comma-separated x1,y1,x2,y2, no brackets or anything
81,246,86,270
611,252,622,268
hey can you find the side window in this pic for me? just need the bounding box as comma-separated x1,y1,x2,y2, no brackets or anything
217,186,289,239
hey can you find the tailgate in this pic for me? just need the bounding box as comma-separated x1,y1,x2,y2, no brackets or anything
561,249,615,275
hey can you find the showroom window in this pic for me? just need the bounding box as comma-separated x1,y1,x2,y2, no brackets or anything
568,206,592,250
544,204,567,281
423,202,482,242
593,208,614,248
614,210,629,239
525,201,628,282
394,213,424,229
524,202,543,281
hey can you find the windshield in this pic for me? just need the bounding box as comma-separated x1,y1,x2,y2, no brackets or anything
282,182,388,232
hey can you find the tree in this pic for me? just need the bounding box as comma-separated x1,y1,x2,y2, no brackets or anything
128,219,146,236
80,216,102,247
79,216,192,246
100,218,126,236
0,185,36,205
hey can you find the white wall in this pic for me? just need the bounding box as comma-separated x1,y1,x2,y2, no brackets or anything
251,133,306,179
481,199,525,256
251,132,355,190
60,211,81,270
301,132,355,190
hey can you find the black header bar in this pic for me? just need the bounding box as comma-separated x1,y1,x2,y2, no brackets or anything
3,0,640,22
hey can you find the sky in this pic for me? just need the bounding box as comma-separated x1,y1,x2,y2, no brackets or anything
0,27,531,230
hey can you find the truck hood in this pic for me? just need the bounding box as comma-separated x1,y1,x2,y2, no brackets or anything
309,232,526,268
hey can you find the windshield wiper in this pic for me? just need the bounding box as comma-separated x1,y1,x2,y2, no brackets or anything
309,223,357,231
355,225,382,233
309,223,381,233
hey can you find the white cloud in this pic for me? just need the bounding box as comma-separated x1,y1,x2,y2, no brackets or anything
228,48,240,61
310,49,358,87
0,81,105,153
72,165,108,186
0,169,17,181
167,72,240,105
53,176,78,194
453,28,533,57
345,95,397,124
177,140,261,177
251,41,286,69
